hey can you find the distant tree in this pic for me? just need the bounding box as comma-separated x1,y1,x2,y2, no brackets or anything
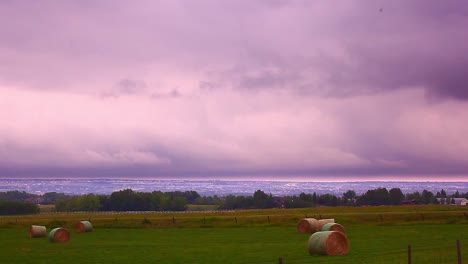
109,189,139,211
169,196,187,211
78,194,101,211
182,191,201,203
454,190,460,198
253,190,275,209
463,192,468,199
389,188,404,205
312,192,317,205
322,194,339,206
406,191,422,204
440,189,447,198
420,190,434,204
42,192,69,204
357,188,390,206
343,190,356,200
221,195,237,210
283,195,311,208
98,195,111,211
299,192,312,203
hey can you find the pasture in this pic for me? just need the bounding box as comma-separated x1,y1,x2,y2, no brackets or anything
0,205,467,263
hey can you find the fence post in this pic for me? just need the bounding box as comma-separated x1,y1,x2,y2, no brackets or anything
172,217,175,224
235,217,237,223
278,257,283,264
408,244,411,264
268,216,270,223
457,240,462,264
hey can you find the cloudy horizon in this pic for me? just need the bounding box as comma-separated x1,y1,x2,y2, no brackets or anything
1,1,468,180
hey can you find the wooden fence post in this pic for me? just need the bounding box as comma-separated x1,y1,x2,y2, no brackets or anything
408,244,411,264
278,257,283,264
235,217,237,223
457,240,462,264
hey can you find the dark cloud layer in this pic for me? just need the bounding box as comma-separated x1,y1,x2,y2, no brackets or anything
1,1,468,179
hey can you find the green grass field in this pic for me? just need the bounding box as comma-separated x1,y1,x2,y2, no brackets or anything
0,205,467,263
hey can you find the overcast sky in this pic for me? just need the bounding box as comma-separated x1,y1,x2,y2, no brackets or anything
1,1,468,180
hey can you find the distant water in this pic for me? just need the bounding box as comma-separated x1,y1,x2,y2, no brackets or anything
0,178,467,196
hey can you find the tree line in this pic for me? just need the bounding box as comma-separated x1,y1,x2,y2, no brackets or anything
0,188,467,214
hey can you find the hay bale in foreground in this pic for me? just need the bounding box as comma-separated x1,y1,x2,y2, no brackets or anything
297,218,320,233
321,223,345,234
29,225,47,238
317,219,335,229
48,228,70,243
75,221,93,233
308,231,349,256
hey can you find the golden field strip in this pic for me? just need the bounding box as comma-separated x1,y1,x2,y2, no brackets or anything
1,205,467,229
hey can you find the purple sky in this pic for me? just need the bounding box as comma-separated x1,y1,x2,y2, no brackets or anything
1,1,468,180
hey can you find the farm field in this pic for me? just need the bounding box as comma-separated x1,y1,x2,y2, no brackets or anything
1,225,467,264
0,205,467,263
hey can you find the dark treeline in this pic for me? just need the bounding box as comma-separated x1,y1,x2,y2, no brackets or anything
0,201,39,215
0,188,467,214
55,190,202,212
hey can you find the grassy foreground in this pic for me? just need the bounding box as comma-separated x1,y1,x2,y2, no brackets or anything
0,205,467,263
0,224,466,264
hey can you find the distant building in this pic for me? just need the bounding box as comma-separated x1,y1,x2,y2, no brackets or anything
437,198,468,205
401,199,416,205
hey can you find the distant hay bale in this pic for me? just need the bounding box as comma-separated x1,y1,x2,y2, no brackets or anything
48,228,70,243
297,218,320,233
321,223,346,234
29,225,47,238
317,219,335,229
308,231,349,256
74,221,93,233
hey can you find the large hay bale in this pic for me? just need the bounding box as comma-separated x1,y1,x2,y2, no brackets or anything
297,218,320,233
48,227,70,243
308,231,349,256
29,225,47,238
75,221,93,233
317,219,335,229
321,223,346,234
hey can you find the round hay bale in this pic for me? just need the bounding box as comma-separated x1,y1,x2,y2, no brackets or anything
297,218,320,233
29,225,47,238
75,221,93,233
317,219,335,229
308,231,349,256
48,227,70,243
321,223,346,234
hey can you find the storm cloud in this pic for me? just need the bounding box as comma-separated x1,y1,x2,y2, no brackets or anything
1,1,468,179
